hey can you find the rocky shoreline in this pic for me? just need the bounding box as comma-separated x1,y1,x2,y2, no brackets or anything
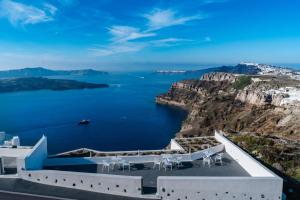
156,69,300,183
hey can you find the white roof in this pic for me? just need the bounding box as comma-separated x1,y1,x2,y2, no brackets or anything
0,146,32,158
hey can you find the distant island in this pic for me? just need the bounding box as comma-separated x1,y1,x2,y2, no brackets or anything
155,62,300,79
0,77,109,93
154,63,263,75
155,70,188,74
0,67,108,78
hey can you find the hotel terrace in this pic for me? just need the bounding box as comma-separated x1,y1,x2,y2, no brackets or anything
0,131,282,200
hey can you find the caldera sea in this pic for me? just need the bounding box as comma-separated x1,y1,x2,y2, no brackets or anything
0,71,203,154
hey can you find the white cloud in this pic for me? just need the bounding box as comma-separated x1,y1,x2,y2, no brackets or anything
90,25,155,56
89,43,145,56
44,3,58,15
90,23,199,57
144,8,204,31
108,26,156,43
90,8,207,57
0,0,56,26
151,38,193,47
89,37,193,56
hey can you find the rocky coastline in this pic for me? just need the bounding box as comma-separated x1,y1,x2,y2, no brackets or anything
156,66,300,183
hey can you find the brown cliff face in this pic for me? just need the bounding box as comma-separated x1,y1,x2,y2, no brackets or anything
156,72,300,180
157,73,300,137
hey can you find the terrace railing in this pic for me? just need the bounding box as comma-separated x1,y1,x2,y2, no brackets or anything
45,144,224,167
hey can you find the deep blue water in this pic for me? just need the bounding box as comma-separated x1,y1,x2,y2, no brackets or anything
0,72,203,154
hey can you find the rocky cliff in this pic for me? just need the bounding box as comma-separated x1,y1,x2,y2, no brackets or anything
156,72,300,181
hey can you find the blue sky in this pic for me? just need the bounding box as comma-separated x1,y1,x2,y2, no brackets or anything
0,0,300,70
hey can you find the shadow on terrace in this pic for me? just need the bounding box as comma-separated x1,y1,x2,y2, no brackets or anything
45,137,250,194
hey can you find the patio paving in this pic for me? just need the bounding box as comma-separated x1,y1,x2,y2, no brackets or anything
45,153,250,194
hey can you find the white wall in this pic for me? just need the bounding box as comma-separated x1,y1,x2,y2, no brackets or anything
215,131,275,177
2,157,17,168
157,176,283,200
19,133,283,199
170,139,184,151
17,136,48,172
21,170,143,198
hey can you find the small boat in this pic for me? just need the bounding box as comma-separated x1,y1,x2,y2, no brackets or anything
78,119,90,125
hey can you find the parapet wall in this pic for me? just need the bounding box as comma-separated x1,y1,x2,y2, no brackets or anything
45,153,192,167
21,170,143,198
215,131,275,177
17,135,48,172
45,145,224,167
190,144,224,160
24,135,48,170
157,176,282,200
157,132,282,200
170,139,184,151
27,133,282,199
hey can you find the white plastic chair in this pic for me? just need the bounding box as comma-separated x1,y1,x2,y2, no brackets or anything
174,156,184,167
101,161,111,172
203,151,213,168
111,157,122,170
214,153,224,165
120,160,130,172
153,158,162,170
203,157,212,167
162,159,173,171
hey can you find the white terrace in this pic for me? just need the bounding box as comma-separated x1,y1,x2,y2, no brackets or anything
0,131,283,200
